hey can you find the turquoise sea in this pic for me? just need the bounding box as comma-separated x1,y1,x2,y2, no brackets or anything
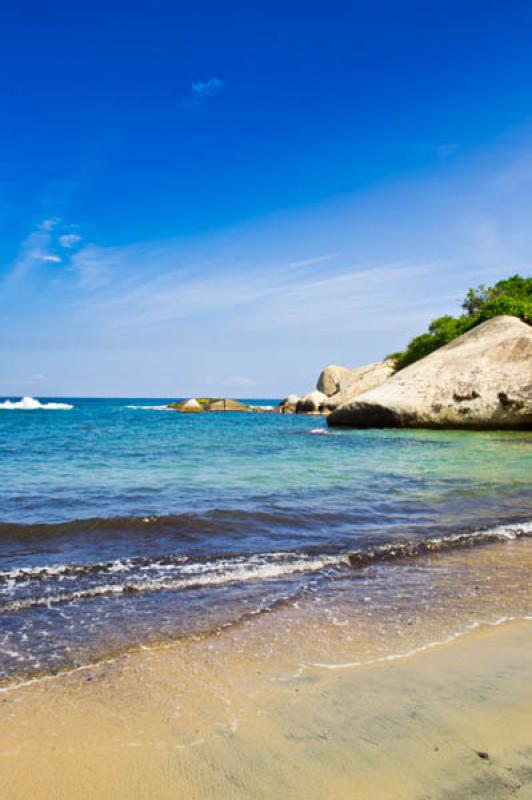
0,396,531,683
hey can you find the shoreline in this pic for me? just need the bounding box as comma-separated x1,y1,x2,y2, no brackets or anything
2,610,531,697
2,526,532,689
0,521,532,697
2,614,532,798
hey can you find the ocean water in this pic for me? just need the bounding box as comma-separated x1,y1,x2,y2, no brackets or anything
0,396,531,684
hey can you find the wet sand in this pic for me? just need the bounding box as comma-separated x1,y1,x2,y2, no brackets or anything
1,611,531,799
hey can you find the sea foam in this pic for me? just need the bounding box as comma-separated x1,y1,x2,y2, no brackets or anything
0,396,73,410
125,405,171,411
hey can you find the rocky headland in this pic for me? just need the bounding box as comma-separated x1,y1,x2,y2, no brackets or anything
167,398,274,413
279,359,394,414
168,314,531,429
328,315,532,429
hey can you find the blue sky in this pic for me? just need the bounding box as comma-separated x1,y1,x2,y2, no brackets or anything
1,1,532,397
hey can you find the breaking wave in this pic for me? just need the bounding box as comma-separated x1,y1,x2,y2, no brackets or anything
0,552,343,612
125,405,171,411
1,519,530,614
0,396,73,411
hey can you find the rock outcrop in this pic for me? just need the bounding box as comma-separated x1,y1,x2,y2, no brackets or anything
278,360,394,415
321,360,395,411
317,365,353,396
297,390,327,414
278,394,301,414
168,398,253,412
209,399,251,412
168,398,203,412
328,316,532,429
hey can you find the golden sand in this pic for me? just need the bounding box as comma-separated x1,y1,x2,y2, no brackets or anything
1,540,532,799
1,622,531,798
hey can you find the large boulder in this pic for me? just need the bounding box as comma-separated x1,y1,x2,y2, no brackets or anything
322,360,394,410
277,361,394,416
317,365,353,396
328,316,532,429
297,390,327,414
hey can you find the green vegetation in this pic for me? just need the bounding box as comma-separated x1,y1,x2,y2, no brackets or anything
390,274,532,371
167,398,222,410
196,398,221,408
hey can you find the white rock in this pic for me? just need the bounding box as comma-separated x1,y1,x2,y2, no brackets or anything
182,398,202,410
328,316,532,429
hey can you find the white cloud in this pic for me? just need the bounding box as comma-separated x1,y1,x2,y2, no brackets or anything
59,233,82,248
188,78,224,105
70,243,128,290
288,254,337,269
73,237,446,342
3,220,79,284
3,227,55,284
39,218,60,231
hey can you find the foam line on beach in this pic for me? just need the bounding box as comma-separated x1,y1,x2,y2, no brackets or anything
0,655,120,695
2,519,530,584
2,520,530,613
0,588,304,695
2,614,532,698
288,615,532,676
345,519,532,568
0,553,345,613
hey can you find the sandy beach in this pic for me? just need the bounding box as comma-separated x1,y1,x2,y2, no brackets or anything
2,2,532,797
1,606,531,799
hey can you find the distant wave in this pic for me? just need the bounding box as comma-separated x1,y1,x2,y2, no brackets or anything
125,404,171,410
0,507,357,541
1,510,530,547
0,396,73,410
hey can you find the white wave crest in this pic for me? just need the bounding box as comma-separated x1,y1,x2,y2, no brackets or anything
125,405,171,411
0,396,73,411
478,520,532,539
0,553,347,612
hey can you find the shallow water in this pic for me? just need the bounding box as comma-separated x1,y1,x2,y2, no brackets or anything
0,397,531,683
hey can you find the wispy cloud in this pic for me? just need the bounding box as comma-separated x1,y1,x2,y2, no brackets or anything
3,223,59,284
288,253,338,269
185,77,224,106
39,218,60,231
2,220,82,286
72,237,447,341
59,233,82,249
70,243,127,290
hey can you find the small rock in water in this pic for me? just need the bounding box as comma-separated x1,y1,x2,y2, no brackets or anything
476,750,489,760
